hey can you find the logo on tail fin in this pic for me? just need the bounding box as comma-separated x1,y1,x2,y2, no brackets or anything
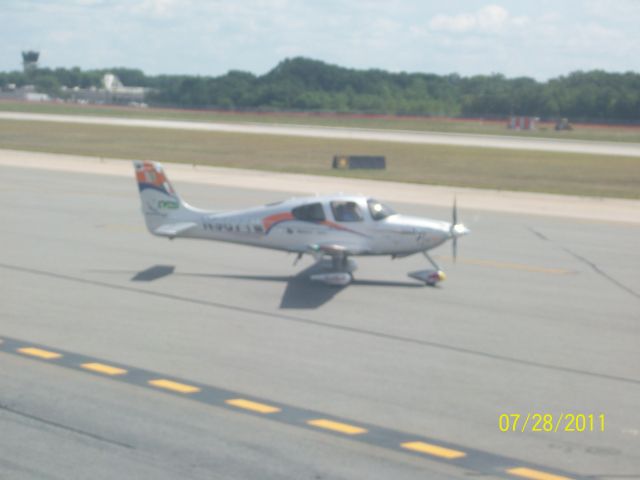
134,161,176,196
157,200,179,209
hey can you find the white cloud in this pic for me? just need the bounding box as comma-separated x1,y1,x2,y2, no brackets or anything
584,0,640,21
48,30,76,45
429,4,524,33
476,5,508,29
131,0,183,18
429,12,476,33
563,23,626,54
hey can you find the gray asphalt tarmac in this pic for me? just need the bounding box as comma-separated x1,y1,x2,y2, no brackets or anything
1,164,639,479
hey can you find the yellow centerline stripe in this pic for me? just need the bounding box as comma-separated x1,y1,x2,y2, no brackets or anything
507,467,573,480
307,418,367,435
462,258,570,274
401,441,466,459
148,379,200,394
17,347,62,360
81,362,127,376
435,256,572,275
226,398,281,414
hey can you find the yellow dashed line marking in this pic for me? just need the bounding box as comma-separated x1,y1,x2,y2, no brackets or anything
436,256,572,275
1,337,583,480
148,379,200,394
17,347,62,360
307,418,367,435
507,467,573,480
463,259,570,274
401,441,466,459
81,362,127,376
226,398,281,414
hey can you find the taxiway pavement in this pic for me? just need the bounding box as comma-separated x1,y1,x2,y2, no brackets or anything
1,160,638,479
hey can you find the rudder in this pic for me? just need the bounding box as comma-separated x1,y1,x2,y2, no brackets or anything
133,161,194,234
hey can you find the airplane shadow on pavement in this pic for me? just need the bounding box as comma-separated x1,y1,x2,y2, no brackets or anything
130,264,175,281
128,263,423,309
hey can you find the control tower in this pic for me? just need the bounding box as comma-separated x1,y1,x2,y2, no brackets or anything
22,51,39,73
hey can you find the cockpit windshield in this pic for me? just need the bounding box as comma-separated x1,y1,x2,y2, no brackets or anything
367,199,396,220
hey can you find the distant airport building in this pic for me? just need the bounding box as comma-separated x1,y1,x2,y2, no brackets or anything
0,84,49,102
0,73,148,105
1,52,150,106
64,73,149,105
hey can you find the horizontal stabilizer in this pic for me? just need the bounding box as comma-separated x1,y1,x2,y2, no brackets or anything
153,222,197,238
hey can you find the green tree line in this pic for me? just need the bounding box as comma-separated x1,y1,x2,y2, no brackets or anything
2,57,639,121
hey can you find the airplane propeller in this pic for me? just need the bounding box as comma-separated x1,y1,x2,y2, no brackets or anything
452,197,458,261
449,197,469,262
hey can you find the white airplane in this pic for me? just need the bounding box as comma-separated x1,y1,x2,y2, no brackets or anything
134,161,469,286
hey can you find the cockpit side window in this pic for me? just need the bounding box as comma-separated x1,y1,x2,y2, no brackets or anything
331,201,364,222
292,202,326,222
367,198,396,220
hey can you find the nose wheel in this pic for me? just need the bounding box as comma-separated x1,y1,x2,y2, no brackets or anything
407,251,446,286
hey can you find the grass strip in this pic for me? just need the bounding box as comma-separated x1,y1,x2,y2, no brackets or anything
0,119,638,198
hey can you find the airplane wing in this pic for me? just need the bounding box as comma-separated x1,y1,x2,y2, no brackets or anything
153,222,198,238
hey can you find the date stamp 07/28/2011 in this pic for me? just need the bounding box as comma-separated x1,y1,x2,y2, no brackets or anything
498,413,605,433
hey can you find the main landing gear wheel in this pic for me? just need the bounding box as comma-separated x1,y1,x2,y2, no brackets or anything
309,255,357,286
310,271,353,286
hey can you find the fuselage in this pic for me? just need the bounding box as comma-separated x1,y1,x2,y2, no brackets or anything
177,194,453,256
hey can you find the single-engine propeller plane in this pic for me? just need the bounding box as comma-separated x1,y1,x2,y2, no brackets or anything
134,161,469,286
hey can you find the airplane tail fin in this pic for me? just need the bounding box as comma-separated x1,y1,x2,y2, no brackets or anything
133,161,198,237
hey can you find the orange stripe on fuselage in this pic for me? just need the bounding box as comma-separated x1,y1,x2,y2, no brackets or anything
320,220,349,232
320,220,369,237
262,212,294,232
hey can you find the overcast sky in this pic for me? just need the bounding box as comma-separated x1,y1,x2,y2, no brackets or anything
2,0,639,80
